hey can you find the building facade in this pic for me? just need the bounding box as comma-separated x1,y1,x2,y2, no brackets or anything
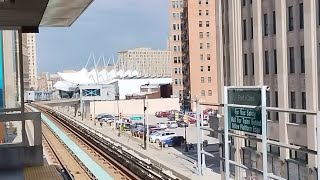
117,47,171,77
217,0,318,179
27,33,38,90
171,0,218,111
169,0,184,102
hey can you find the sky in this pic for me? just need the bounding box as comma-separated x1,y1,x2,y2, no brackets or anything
37,0,169,73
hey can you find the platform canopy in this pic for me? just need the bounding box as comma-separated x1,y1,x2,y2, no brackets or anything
0,0,93,32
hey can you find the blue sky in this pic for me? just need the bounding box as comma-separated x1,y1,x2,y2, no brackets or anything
37,0,169,73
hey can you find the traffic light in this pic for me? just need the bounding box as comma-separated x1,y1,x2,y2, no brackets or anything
90,114,92,121
119,112,123,119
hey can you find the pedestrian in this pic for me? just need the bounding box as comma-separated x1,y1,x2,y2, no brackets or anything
100,121,103,128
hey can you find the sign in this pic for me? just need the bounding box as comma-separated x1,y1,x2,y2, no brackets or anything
228,107,262,135
228,89,261,106
130,116,142,121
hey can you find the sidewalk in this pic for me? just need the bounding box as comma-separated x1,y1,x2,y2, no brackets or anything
58,108,222,180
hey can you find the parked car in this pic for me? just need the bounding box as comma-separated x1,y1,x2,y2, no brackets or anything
131,126,144,137
130,122,144,129
195,120,209,126
167,121,178,128
149,131,177,143
156,122,167,129
155,111,170,118
177,121,188,127
101,115,115,123
159,136,185,147
95,113,112,120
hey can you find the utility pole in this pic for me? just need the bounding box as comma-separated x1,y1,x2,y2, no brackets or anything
143,97,147,149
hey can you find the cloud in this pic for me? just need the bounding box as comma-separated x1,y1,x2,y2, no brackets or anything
37,0,169,73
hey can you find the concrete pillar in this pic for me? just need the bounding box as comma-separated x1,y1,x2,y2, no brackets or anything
216,0,225,178
275,0,289,177
229,0,244,179
252,0,264,86
304,0,318,171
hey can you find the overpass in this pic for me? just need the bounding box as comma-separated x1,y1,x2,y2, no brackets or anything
40,98,80,107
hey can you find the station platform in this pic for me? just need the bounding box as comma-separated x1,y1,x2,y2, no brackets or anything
59,108,222,180
24,165,63,180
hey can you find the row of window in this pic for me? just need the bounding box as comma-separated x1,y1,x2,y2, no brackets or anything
198,0,209,5
174,68,182,74
173,56,182,63
172,1,183,9
172,12,183,20
201,90,212,96
173,23,181,30
242,3,304,41
243,46,305,76
200,54,211,60
173,34,180,41
200,77,212,83
199,32,210,38
200,65,211,72
200,43,210,50
199,21,210,27
199,10,209,16
173,45,181,52
174,78,182,85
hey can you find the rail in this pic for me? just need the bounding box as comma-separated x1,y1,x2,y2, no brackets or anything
31,103,180,180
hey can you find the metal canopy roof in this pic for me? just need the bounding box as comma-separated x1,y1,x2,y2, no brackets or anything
0,0,93,32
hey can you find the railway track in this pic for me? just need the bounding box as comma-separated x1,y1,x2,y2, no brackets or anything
30,103,179,180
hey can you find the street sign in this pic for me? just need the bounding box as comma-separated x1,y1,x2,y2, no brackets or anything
130,116,142,121
228,107,262,135
228,89,261,106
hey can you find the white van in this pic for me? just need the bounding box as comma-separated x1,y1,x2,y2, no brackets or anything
149,131,177,143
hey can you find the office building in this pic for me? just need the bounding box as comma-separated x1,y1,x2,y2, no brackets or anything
217,0,318,179
170,0,218,111
117,47,171,77
169,0,184,102
27,33,38,90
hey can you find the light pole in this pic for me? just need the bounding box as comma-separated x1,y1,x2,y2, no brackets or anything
143,96,147,149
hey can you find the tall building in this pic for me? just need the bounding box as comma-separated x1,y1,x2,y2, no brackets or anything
117,47,171,77
21,33,30,91
217,0,318,179
169,0,184,102
170,0,218,111
27,34,38,90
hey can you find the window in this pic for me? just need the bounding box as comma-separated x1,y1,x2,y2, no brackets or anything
250,17,253,39
275,91,279,120
205,0,208,4
300,46,305,73
206,10,209,15
302,92,306,124
273,11,276,34
274,50,277,74
174,57,177,63
244,54,248,75
208,66,211,71
264,51,269,75
242,0,246,6
201,90,205,96
199,32,203,38
199,21,203,27
173,35,177,41
264,13,268,36
208,77,212,83
172,1,176,8
201,66,204,72
199,0,201,4
207,54,211,60
200,54,204,60
206,32,210,37
207,43,210,49
174,68,178,74
243,19,247,40
175,79,178,85
290,92,296,123
208,90,212,96
288,6,294,31
289,47,295,73
178,57,181,63
201,77,205,83
299,3,304,29
173,13,176,19
173,46,177,52
252,53,254,75
200,43,203,49
199,10,202,16
290,147,308,162
206,21,209,27
173,24,176,30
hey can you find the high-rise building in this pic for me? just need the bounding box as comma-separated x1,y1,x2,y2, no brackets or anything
217,0,318,179
170,0,218,111
169,0,184,102
117,47,171,77
21,33,30,91
27,34,38,90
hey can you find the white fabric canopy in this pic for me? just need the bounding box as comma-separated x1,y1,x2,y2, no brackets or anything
53,81,77,91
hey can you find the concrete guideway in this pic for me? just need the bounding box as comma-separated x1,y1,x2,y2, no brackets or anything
58,107,222,180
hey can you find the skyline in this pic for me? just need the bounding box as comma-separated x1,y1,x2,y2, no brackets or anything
36,0,169,73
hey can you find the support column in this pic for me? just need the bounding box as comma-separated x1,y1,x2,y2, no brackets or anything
252,0,264,175
215,0,225,178
275,0,289,177
229,0,244,179
304,0,318,172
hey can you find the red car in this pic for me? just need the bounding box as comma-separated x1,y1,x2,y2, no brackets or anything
155,111,170,118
